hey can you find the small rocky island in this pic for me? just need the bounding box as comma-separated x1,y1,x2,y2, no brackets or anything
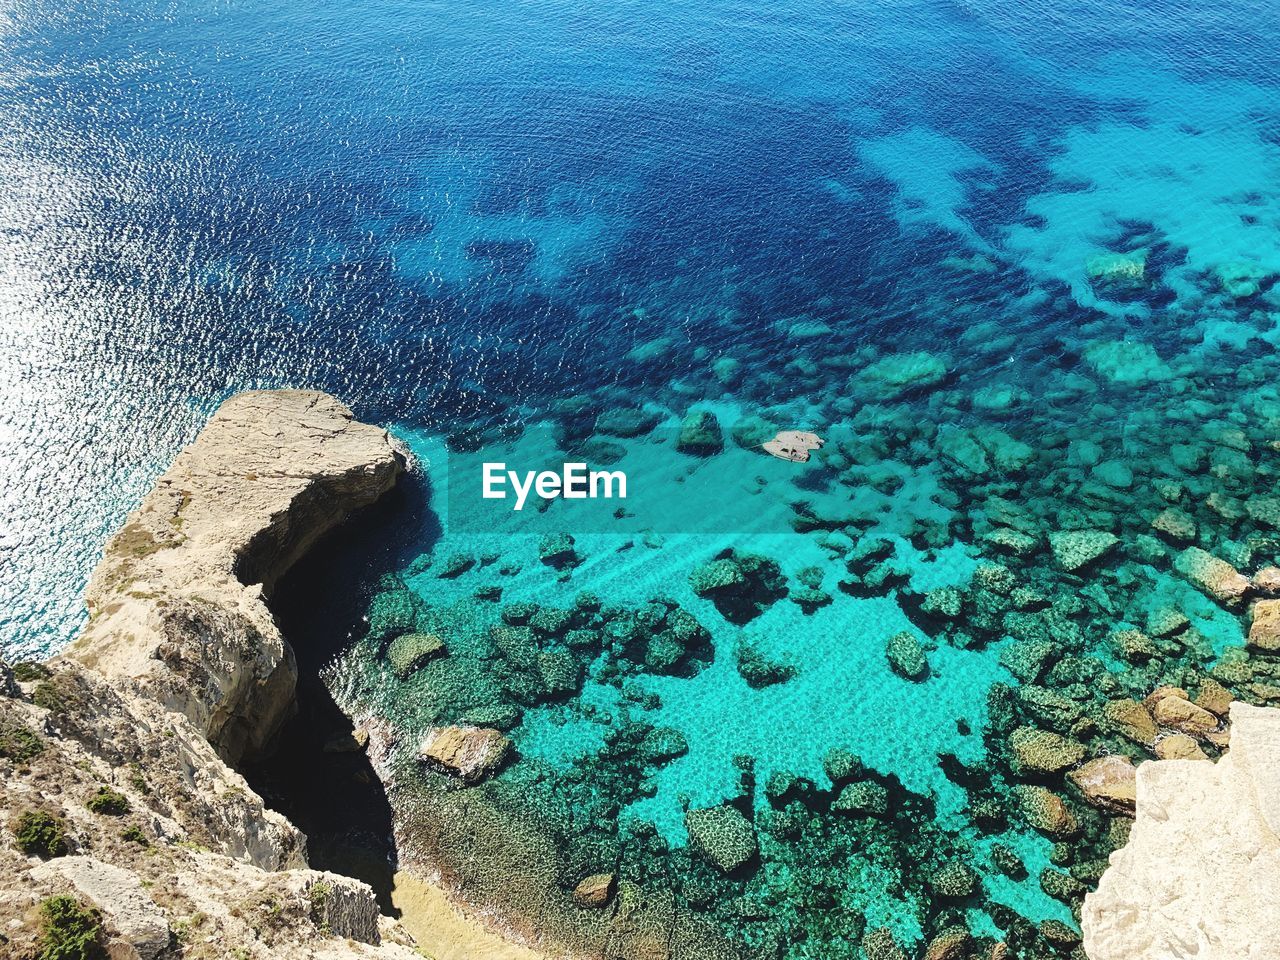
1,389,1276,959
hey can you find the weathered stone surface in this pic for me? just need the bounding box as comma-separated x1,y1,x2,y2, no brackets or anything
69,390,405,764
1249,598,1280,652
1048,530,1118,572
1069,755,1137,814
1009,727,1085,775
1083,703,1280,960
1105,698,1158,746
418,726,512,783
1174,547,1251,607
1014,785,1078,838
1151,695,1220,738
1253,566,1280,595
30,856,170,959
571,872,616,908
686,805,758,873
1196,678,1234,718
0,393,514,960
1154,734,1208,761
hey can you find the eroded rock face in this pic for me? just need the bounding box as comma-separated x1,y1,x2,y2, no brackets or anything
418,726,512,783
69,390,404,764
1082,702,1280,960
0,392,422,960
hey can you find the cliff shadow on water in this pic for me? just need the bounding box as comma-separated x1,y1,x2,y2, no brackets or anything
244,468,440,913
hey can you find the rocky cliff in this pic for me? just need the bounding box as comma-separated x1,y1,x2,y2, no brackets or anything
0,390,427,959
69,390,405,765
1082,701,1280,960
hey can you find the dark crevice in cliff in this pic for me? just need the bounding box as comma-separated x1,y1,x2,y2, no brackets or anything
243,470,439,914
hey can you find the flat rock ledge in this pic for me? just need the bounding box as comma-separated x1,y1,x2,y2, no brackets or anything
1082,701,1280,960
70,389,405,764
2,391,424,959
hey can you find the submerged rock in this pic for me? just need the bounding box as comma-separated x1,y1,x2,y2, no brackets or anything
386,631,445,678
736,643,797,688
1174,547,1250,607
832,781,890,817
417,726,511,783
572,872,616,908
1084,340,1171,385
1152,506,1198,545
730,414,781,451
689,558,746,595
676,409,724,455
859,351,948,399
998,638,1056,684
885,632,929,681
930,864,977,899
1048,530,1118,572
688,550,787,624
1009,727,1085,776
1085,251,1146,290
1214,260,1271,298
1015,784,1078,838
1110,628,1158,664
990,843,1026,879
538,532,580,569
639,726,689,763
922,926,971,960
685,805,758,874
862,928,908,960
595,407,660,438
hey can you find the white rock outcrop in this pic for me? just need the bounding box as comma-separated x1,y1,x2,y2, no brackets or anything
69,389,404,764
1,391,423,959
1083,701,1280,960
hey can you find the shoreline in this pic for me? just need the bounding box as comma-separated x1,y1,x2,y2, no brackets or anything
0,389,557,960
390,870,552,960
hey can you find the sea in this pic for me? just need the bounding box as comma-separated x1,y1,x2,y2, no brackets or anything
2,0,1279,955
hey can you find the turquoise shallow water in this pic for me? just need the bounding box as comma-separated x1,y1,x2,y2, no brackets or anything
3,0,1280,955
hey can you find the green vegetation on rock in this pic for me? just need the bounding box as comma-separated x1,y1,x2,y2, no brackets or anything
37,895,103,960
86,786,130,816
14,810,68,859
0,721,44,762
